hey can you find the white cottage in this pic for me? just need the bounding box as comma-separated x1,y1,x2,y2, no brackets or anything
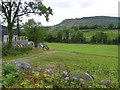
0,24,28,45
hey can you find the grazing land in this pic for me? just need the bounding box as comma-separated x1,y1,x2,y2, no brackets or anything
28,43,118,88
2,43,118,88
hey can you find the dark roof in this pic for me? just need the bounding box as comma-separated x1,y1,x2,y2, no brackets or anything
0,24,18,36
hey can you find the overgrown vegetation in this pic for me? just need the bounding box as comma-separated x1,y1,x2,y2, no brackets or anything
2,62,20,87
2,43,118,88
2,61,118,88
2,45,32,57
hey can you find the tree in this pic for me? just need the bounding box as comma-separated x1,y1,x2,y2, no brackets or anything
90,32,108,44
108,23,114,29
56,31,63,42
0,0,53,49
23,19,45,47
45,34,55,42
112,35,120,44
62,29,70,43
76,31,85,43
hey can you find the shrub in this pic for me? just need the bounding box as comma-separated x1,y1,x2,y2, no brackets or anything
2,63,118,88
2,62,20,87
2,45,32,56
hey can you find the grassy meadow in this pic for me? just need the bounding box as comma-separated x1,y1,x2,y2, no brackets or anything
2,42,119,88
47,43,118,57
28,43,118,88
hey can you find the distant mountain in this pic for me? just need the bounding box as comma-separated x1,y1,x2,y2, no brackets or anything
51,16,118,29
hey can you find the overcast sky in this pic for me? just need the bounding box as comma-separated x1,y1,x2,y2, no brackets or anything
24,0,119,26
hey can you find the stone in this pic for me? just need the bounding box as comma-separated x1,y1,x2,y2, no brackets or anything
34,67,43,72
70,76,78,81
101,80,111,86
84,73,94,80
15,62,31,69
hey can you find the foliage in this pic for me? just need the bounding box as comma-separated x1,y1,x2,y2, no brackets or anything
2,45,32,56
71,31,86,43
2,62,20,87
112,34,120,44
2,62,118,88
45,34,57,42
1,1,53,49
45,29,119,44
23,19,46,47
108,23,114,29
90,32,108,44
2,43,118,88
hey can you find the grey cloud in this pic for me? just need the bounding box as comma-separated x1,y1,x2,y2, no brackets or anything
51,1,71,9
77,1,95,8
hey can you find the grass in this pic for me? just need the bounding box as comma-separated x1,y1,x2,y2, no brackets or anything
3,48,43,61
47,43,118,57
28,43,118,87
2,43,118,88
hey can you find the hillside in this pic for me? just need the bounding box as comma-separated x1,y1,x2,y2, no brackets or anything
51,16,118,29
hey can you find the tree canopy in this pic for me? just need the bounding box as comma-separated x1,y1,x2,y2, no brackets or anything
0,0,53,49
23,19,45,47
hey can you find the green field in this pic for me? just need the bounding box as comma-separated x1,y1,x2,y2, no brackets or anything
47,43,118,57
2,43,118,88
28,43,118,87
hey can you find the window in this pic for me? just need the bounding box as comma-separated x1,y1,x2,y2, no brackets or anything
15,37,17,41
7,37,9,42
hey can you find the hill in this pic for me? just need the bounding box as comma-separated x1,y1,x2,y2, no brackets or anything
50,16,118,29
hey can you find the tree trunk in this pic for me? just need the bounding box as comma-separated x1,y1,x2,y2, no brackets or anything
17,16,20,36
7,23,13,49
17,16,20,40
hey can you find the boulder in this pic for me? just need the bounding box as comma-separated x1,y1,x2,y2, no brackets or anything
15,62,31,69
101,79,111,86
70,76,78,81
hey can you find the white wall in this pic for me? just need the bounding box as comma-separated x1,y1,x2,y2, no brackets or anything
3,35,18,43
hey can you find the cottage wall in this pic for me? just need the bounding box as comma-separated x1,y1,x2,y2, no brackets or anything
3,35,28,43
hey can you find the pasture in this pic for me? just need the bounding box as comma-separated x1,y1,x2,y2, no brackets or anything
2,43,119,88
29,43,118,88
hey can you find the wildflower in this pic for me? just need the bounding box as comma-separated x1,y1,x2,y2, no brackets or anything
45,68,51,73
70,76,78,81
62,71,68,77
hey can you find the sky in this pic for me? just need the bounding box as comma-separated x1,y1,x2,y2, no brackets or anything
24,0,119,26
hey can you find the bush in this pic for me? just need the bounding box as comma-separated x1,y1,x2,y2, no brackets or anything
2,62,20,87
2,45,32,56
2,62,117,88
